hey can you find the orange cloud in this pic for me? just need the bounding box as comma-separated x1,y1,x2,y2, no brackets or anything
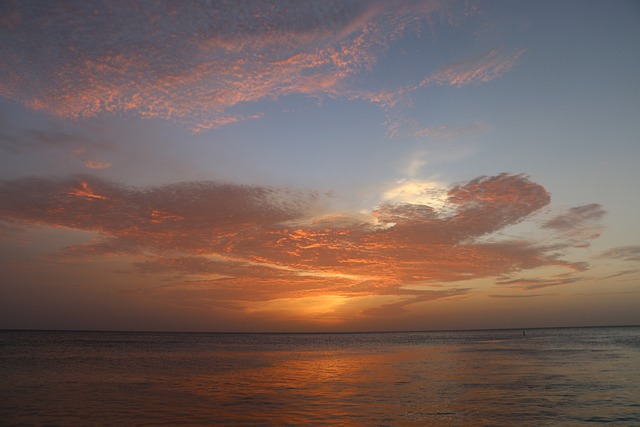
67,182,108,200
0,173,603,318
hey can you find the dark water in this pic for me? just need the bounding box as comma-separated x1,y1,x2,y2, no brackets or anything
1,327,639,426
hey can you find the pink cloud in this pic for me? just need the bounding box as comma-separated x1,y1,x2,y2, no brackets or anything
351,47,521,139
421,48,525,88
0,1,448,131
83,160,112,170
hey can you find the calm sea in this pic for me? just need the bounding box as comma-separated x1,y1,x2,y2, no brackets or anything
1,327,639,426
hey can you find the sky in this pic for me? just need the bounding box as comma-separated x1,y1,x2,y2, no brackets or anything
1,0,639,332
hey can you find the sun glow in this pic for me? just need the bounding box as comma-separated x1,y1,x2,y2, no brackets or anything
246,295,351,325
382,179,449,210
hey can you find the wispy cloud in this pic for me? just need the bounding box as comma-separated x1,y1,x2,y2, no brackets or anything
488,293,553,299
0,0,450,131
495,276,582,290
361,289,470,316
542,203,606,248
1,1,525,137
0,116,114,172
0,116,112,155
369,47,520,139
601,246,640,262
543,204,606,231
83,160,112,170
414,122,491,140
0,173,602,317
599,270,639,280
420,48,525,88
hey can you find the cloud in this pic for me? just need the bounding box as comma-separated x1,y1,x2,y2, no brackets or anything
599,270,639,280
0,0,450,131
542,203,606,248
488,293,553,299
543,204,606,231
0,175,319,247
0,116,112,155
414,122,491,140
601,246,640,262
0,220,27,242
1,1,525,146
381,179,448,209
83,160,112,170
384,116,491,140
0,116,115,172
420,48,525,88
361,288,470,316
495,276,582,290
0,172,601,317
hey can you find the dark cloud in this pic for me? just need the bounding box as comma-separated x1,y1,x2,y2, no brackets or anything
599,270,639,280
0,115,113,166
488,294,553,299
0,220,27,242
495,276,583,290
540,203,606,249
361,288,470,316
543,204,606,231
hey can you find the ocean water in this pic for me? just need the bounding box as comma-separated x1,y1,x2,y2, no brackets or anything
1,327,639,426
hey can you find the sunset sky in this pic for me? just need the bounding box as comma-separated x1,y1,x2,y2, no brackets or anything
1,0,639,332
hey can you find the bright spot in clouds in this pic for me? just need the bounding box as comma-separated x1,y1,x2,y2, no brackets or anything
382,179,449,211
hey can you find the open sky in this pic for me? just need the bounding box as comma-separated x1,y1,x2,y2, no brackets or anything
1,0,639,332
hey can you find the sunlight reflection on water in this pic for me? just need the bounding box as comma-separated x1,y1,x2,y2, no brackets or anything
1,327,639,425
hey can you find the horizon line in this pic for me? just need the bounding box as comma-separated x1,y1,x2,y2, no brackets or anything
2,324,638,335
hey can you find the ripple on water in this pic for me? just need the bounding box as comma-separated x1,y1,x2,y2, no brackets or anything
1,327,639,425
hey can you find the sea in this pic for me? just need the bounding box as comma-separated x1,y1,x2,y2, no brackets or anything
1,326,639,426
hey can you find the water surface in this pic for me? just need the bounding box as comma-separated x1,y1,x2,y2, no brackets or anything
2,327,639,425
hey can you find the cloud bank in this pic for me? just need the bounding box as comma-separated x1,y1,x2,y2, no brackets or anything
0,173,600,316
